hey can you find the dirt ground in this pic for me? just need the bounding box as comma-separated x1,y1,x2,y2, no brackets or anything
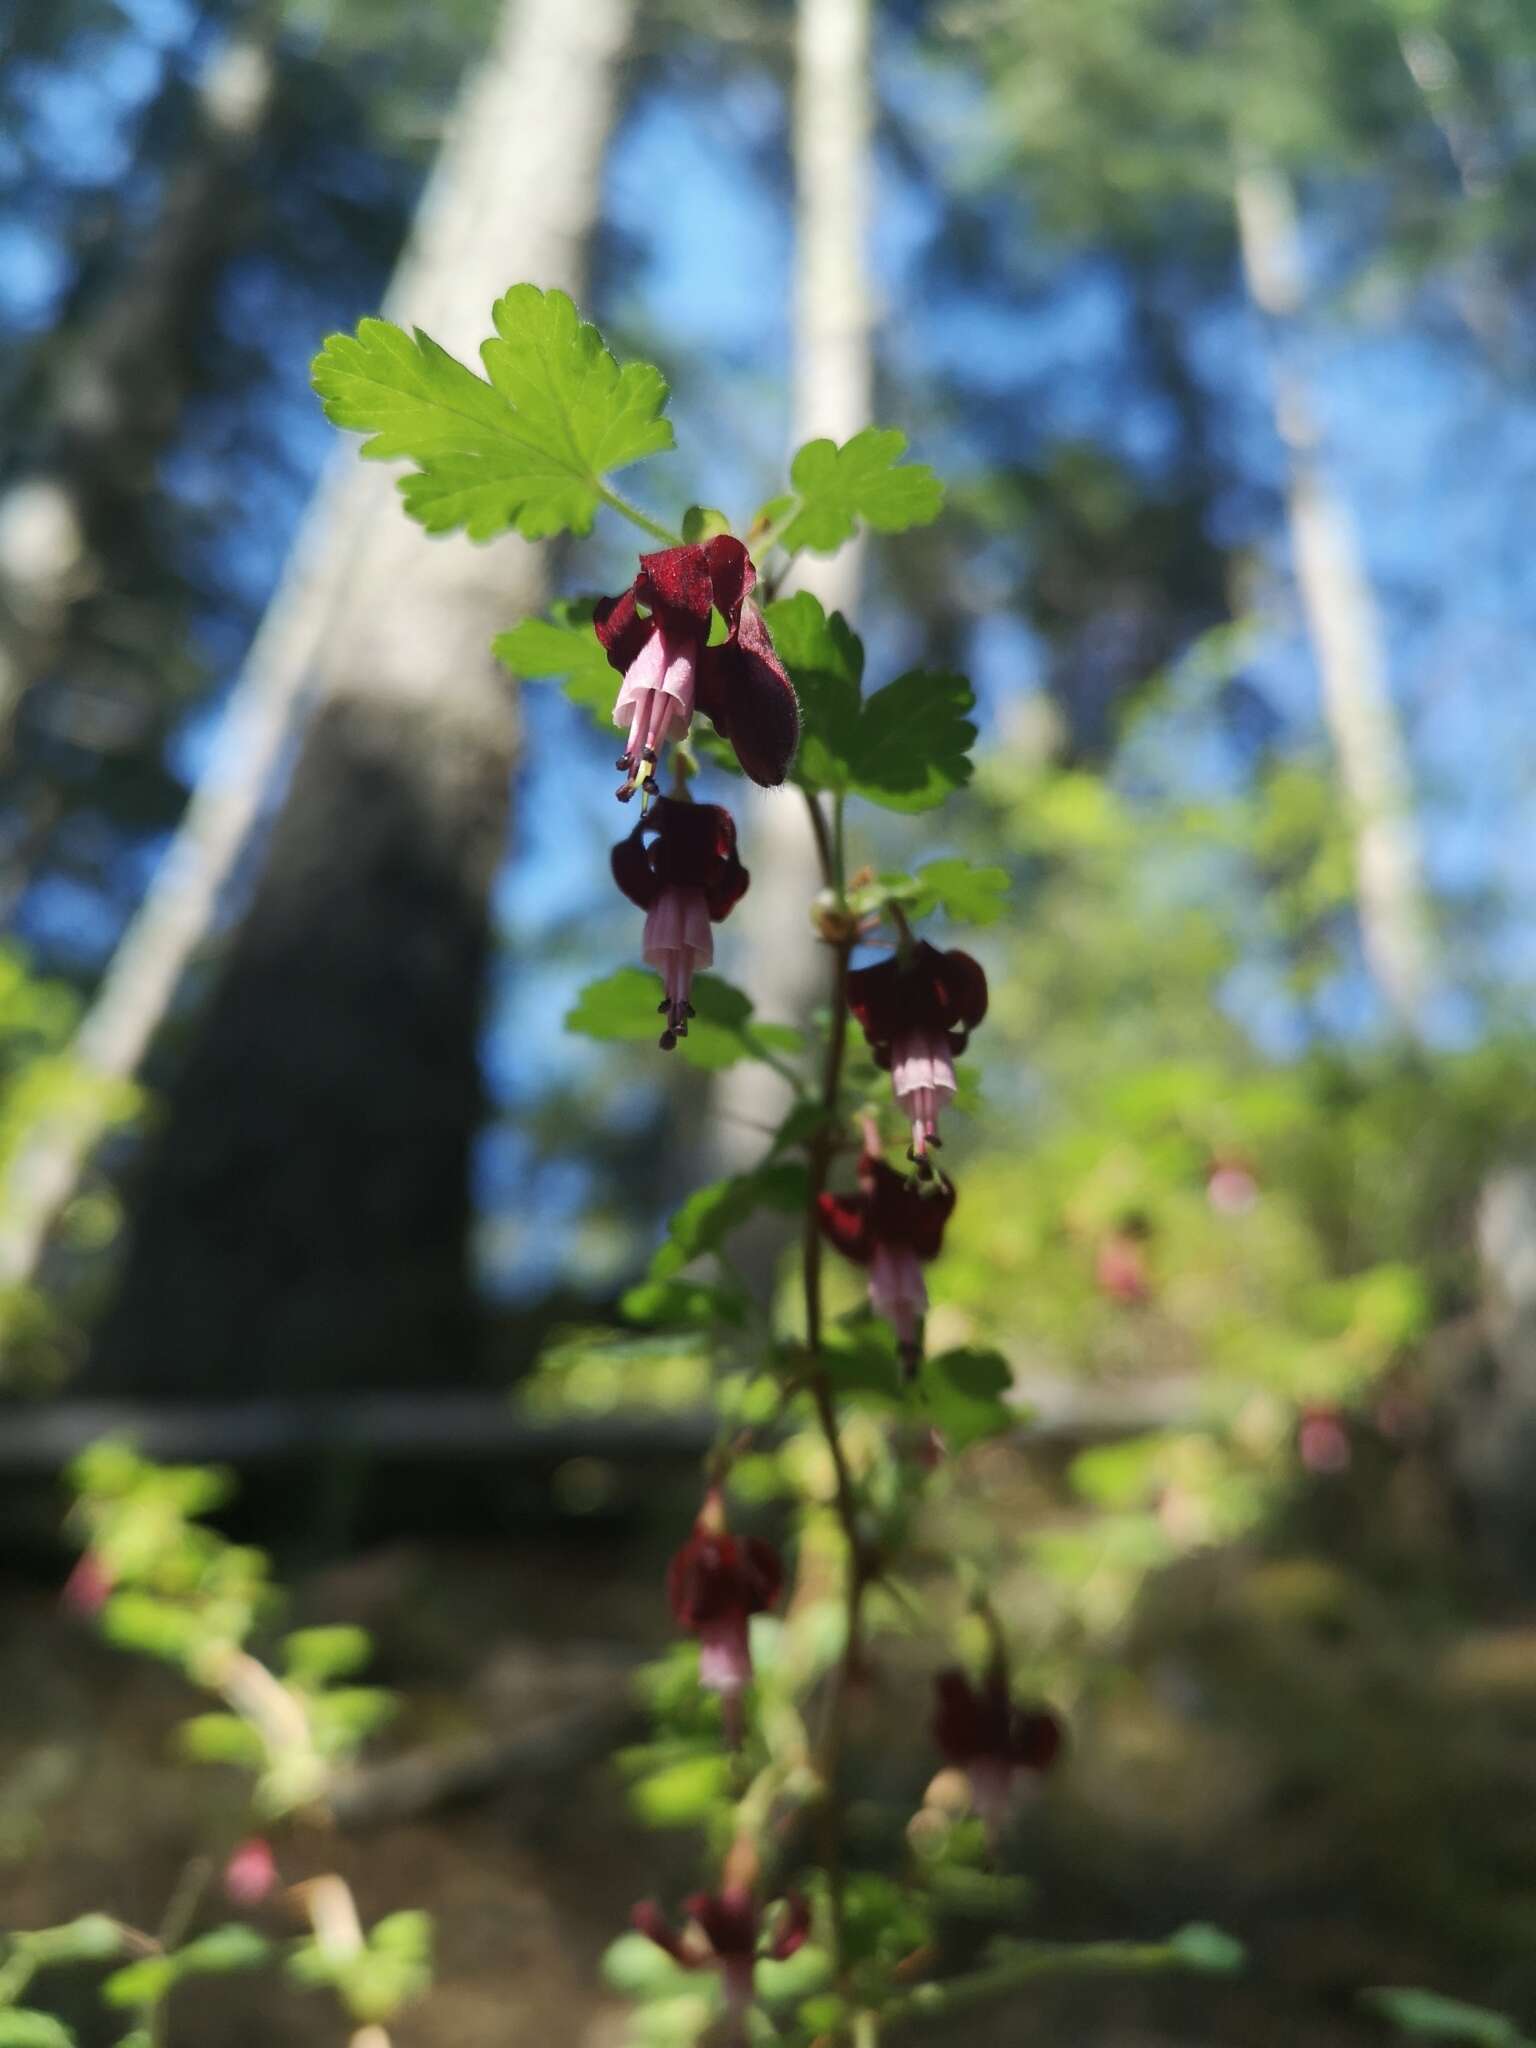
7,1457,1536,2047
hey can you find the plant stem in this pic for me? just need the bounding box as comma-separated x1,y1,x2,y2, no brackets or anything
596,482,683,546
882,1940,1207,2034
797,788,863,1998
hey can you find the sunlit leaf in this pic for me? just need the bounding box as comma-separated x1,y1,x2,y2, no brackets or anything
780,429,943,553
312,286,673,540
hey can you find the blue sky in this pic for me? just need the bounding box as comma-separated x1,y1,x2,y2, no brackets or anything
8,4,1536,1296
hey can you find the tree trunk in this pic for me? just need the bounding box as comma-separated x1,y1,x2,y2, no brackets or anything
36,0,635,1394
716,0,872,1188
1233,157,1435,1039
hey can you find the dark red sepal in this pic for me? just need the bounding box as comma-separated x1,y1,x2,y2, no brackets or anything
848,942,989,1059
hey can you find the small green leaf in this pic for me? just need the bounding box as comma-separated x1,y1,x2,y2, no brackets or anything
14,1917,126,1968
312,286,674,541
1360,1989,1530,2045
176,1711,266,1769
565,969,801,1072
282,1625,373,1685
1166,1924,1245,1975
848,670,976,814
780,429,944,553
100,1593,203,1668
681,505,732,543
0,2015,76,2048
920,1349,1016,1452
652,1164,808,1280
175,1926,270,1976
492,600,613,721
601,1932,688,2000
756,1943,832,2005
306,1686,398,1756
629,1752,733,1827
101,1959,177,2011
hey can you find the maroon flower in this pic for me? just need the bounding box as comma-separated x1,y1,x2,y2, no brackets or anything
846,942,988,1168
632,1887,810,2042
613,797,749,1048
932,1663,1062,1849
223,1837,278,1907
817,1127,955,1373
668,1491,782,1713
594,537,798,799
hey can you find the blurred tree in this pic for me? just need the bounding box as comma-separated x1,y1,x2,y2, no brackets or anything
26,0,639,1394
715,0,872,1195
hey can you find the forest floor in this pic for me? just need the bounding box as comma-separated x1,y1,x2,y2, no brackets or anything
4,1439,1536,2047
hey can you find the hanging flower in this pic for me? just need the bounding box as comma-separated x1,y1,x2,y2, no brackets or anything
667,1490,782,1713
817,1128,955,1373
931,1662,1062,1850
631,1887,810,2044
846,941,987,1169
594,537,798,799
612,797,749,1049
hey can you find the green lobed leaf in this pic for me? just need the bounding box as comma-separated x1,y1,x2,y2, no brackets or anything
849,670,977,814
311,286,673,541
780,429,944,553
1360,1989,1531,2046
492,600,613,721
652,1163,809,1281
757,592,976,810
565,969,801,1073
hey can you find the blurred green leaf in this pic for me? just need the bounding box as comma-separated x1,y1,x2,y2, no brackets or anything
600,1932,688,2000
282,1626,373,1685
620,1277,748,1329
1360,1989,1531,2046
492,601,612,721
1165,1924,1245,1975
176,1712,266,1769
565,970,801,1073
920,1349,1016,1451
629,1752,733,1827
0,2016,76,2048
100,1960,176,2011
652,1163,808,1280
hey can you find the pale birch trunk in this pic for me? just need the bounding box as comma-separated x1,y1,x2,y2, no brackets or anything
1233,157,1435,1038
716,0,873,1183
0,0,635,1392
